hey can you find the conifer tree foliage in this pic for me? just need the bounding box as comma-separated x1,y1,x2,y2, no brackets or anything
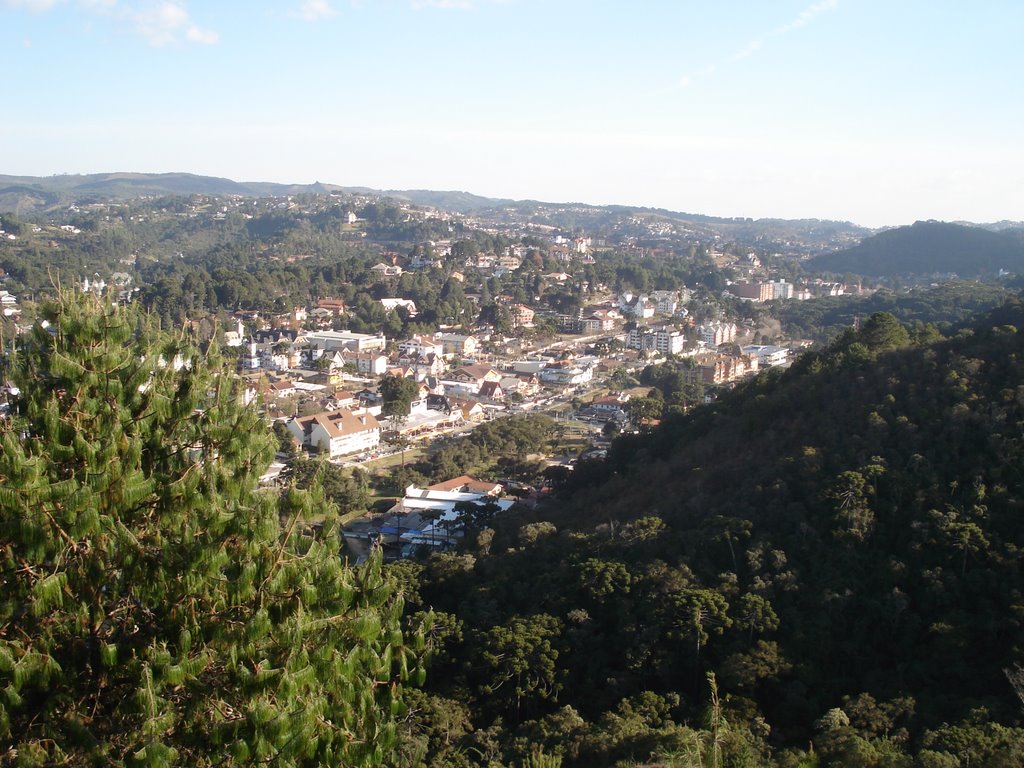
0,292,425,766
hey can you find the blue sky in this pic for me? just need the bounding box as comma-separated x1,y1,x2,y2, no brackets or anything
2,0,1022,227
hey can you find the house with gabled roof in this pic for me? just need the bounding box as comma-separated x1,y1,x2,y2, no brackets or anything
450,364,502,388
316,297,347,316
380,298,418,317
287,408,381,459
434,332,478,358
449,397,487,423
370,263,403,277
477,380,505,402
399,334,446,359
339,349,388,376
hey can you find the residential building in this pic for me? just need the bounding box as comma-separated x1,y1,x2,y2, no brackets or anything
302,330,387,353
398,351,446,379
627,327,685,355
477,380,505,402
287,409,381,459
370,262,403,278
449,398,487,423
741,345,790,367
510,304,535,327
730,282,773,302
650,290,680,315
685,353,758,385
434,333,478,358
580,309,618,333
380,298,418,317
315,297,347,316
539,361,594,387
399,334,446,359
618,292,655,318
700,321,738,347
339,349,389,376
766,280,793,300
449,364,503,389
222,318,245,348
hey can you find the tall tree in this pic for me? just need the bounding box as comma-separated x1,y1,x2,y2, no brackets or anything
379,373,419,419
0,292,426,766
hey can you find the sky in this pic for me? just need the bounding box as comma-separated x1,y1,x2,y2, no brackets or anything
1,0,1022,228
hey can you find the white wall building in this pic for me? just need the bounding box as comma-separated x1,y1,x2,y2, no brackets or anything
302,330,387,353
741,345,790,367
287,409,381,459
700,321,738,347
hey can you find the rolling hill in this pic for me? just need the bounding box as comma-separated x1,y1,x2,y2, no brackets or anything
409,303,1024,765
808,219,1024,277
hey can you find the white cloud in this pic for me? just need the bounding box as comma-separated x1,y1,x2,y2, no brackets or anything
674,0,839,90
4,0,217,46
296,0,335,21
185,24,217,44
129,1,185,46
1,0,60,10
128,1,217,46
775,0,840,34
729,38,763,62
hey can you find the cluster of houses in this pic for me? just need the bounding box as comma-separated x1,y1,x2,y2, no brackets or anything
227,275,803,461
240,312,795,465
237,320,610,461
725,278,857,302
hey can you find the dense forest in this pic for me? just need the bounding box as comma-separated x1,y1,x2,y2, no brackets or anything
398,305,1024,767
809,221,1024,278
769,281,1011,342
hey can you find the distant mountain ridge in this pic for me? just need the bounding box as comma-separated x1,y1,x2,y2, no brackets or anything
0,171,859,228
0,172,514,215
809,220,1024,277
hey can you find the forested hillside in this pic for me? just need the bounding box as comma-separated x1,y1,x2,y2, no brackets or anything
404,306,1024,767
809,221,1024,278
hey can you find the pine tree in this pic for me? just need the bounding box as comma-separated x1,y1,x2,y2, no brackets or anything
0,292,426,766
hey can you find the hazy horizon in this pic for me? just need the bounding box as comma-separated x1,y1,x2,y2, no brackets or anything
3,0,1022,229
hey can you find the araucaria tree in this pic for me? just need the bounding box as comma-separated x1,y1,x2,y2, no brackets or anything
0,293,425,766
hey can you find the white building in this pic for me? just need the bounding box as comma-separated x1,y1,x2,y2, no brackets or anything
650,290,680,315
302,330,387,353
380,298,418,317
223,319,245,348
618,293,655,319
741,345,790,367
768,280,794,300
339,349,389,376
287,409,381,459
700,321,738,347
627,327,686,355
399,334,446,359
539,362,595,386
389,480,516,548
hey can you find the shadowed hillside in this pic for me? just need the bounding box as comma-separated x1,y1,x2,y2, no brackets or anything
405,304,1024,766
809,220,1024,277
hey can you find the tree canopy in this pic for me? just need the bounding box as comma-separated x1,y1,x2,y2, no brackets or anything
0,292,425,766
